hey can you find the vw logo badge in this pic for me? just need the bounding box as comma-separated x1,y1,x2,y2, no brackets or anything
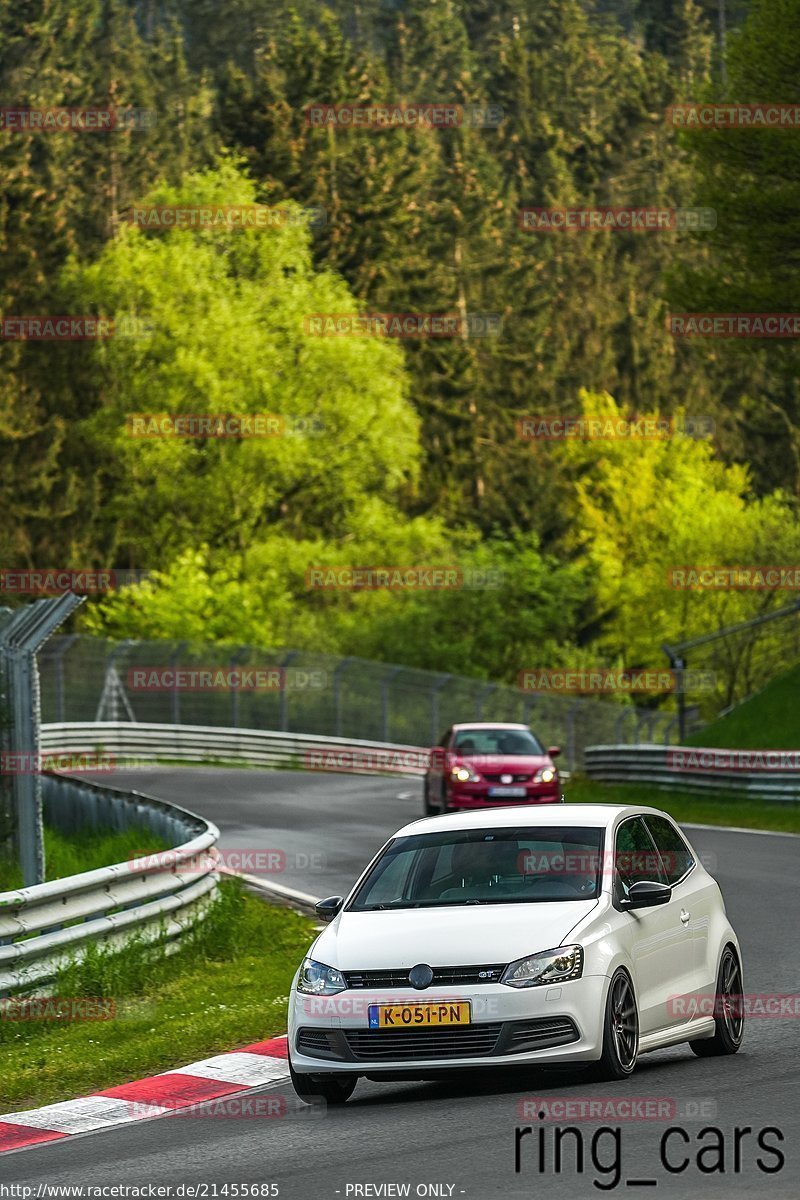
408,963,434,990
500,773,513,784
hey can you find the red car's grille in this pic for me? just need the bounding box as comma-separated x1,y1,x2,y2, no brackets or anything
482,773,532,783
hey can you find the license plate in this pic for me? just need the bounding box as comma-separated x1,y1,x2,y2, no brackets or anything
488,786,526,797
368,1001,471,1029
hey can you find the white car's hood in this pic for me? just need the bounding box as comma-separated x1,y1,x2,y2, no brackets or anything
313,901,599,971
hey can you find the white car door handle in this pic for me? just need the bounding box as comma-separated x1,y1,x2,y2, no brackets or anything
680,909,691,925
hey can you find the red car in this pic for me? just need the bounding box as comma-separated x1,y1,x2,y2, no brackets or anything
424,722,563,814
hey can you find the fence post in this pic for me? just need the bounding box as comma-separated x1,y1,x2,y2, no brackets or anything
280,650,299,732
430,674,452,745
566,703,579,774
475,683,496,720
0,594,85,886
381,666,403,742
333,657,354,738
42,634,78,724
170,643,187,725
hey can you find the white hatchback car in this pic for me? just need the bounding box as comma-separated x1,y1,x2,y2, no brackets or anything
288,804,744,1104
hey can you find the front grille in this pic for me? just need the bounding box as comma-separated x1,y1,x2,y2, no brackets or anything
296,1027,333,1056
506,1017,579,1050
344,964,506,988
296,1017,581,1063
483,773,531,783
344,1023,503,1061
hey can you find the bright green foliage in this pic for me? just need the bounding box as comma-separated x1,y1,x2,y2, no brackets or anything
556,390,800,666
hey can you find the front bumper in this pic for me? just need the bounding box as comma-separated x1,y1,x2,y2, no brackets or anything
445,786,562,809
288,975,607,1075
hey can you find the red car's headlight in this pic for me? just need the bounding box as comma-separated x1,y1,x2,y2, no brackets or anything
451,765,481,783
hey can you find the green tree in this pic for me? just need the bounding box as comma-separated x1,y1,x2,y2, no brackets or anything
60,162,424,567
556,390,800,668
672,0,800,495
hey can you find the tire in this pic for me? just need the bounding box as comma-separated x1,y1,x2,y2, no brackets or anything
690,945,744,1057
593,969,639,1081
423,778,437,816
289,1058,357,1105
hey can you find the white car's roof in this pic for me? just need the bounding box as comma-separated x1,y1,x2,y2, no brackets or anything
395,803,670,837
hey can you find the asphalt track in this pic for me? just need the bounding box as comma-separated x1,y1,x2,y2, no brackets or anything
2,767,799,1199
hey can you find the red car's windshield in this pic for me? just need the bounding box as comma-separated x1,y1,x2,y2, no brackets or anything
452,728,544,756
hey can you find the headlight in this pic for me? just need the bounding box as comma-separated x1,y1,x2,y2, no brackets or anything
451,765,480,783
296,958,346,995
501,945,583,988
535,766,557,784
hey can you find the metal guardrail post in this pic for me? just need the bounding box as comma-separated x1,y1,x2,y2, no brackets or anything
0,594,85,886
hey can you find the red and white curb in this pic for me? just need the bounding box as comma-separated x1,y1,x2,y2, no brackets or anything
0,1035,290,1154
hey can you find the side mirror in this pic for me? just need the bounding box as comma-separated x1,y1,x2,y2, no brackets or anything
622,881,672,910
548,746,562,759
314,896,344,923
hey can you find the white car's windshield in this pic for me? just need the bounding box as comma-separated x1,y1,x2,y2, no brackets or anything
349,826,604,910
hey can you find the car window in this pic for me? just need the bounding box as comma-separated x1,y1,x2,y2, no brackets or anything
614,816,667,900
452,728,544,755
348,826,604,909
643,815,695,885
357,846,415,906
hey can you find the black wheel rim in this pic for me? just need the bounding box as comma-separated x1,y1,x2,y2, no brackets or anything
718,952,744,1043
611,974,638,1069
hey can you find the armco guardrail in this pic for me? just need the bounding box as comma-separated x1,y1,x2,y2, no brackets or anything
585,744,800,802
40,722,430,775
0,773,220,997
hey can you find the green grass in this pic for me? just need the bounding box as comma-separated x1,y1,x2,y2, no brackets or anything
566,776,800,833
0,879,316,1112
565,661,800,831
0,824,170,892
686,663,800,749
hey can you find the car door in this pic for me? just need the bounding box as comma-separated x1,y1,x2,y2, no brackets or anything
612,816,694,1035
428,728,450,801
643,814,717,1001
